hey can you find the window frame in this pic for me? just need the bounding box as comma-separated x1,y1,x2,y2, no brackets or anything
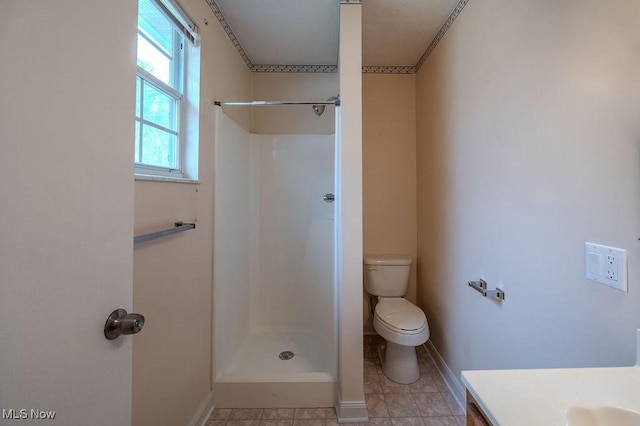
135,0,192,179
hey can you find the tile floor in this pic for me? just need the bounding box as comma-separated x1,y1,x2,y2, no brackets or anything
206,334,465,426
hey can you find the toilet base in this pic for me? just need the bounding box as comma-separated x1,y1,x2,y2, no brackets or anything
377,341,420,384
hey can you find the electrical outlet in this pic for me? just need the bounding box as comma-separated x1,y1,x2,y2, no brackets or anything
585,242,627,292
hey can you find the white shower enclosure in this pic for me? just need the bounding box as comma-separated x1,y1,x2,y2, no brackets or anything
212,106,338,407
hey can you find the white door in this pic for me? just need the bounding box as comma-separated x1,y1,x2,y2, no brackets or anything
0,1,137,425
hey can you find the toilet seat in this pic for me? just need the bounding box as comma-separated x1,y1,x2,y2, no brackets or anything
373,298,429,347
375,298,426,334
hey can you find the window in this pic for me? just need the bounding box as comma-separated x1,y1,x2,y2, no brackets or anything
135,0,199,179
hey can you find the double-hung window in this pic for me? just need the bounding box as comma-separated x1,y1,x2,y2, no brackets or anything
135,0,198,178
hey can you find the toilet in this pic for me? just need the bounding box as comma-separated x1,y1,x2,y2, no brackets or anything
364,254,430,384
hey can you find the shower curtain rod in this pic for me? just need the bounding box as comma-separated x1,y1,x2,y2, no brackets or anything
214,100,340,107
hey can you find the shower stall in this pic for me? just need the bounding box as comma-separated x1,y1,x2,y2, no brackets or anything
212,100,339,408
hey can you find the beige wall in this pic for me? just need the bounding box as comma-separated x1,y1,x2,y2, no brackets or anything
251,73,338,134
132,0,251,424
416,0,640,402
362,74,417,332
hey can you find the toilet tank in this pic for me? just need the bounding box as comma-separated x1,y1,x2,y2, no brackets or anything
363,255,412,297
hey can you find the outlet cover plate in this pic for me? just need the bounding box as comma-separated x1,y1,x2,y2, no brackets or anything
585,242,628,292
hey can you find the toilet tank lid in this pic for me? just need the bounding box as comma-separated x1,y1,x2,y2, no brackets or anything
364,254,412,266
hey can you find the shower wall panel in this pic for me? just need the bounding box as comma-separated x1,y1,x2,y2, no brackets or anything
252,134,334,343
213,111,253,377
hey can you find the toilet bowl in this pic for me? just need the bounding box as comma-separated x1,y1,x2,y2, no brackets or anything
373,297,429,384
364,255,430,384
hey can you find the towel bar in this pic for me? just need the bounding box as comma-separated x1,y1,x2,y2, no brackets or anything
134,222,196,244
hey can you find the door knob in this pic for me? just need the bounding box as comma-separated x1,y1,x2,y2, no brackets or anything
323,193,335,203
104,308,145,340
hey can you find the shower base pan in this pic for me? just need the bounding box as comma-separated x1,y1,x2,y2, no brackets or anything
213,377,336,408
213,331,336,408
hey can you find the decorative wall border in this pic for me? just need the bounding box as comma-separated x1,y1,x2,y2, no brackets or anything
361,65,416,74
363,0,470,74
205,0,469,74
414,0,470,72
204,0,254,70
251,64,337,73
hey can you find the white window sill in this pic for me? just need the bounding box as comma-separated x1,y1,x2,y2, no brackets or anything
135,174,200,185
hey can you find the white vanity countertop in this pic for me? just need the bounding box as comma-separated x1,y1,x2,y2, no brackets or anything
461,365,640,425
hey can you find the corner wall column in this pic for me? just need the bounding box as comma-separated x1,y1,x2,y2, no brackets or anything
336,1,366,422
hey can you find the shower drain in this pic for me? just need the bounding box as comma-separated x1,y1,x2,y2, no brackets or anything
279,351,294,360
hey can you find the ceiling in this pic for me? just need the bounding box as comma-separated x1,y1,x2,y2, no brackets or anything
208,0,466,73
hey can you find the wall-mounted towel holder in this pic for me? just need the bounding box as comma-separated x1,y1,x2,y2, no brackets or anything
134,221,196,244
468,279,505,302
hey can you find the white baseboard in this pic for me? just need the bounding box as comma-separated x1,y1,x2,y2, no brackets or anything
335,397,368,423
424,341,466,415
188,392,214,426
